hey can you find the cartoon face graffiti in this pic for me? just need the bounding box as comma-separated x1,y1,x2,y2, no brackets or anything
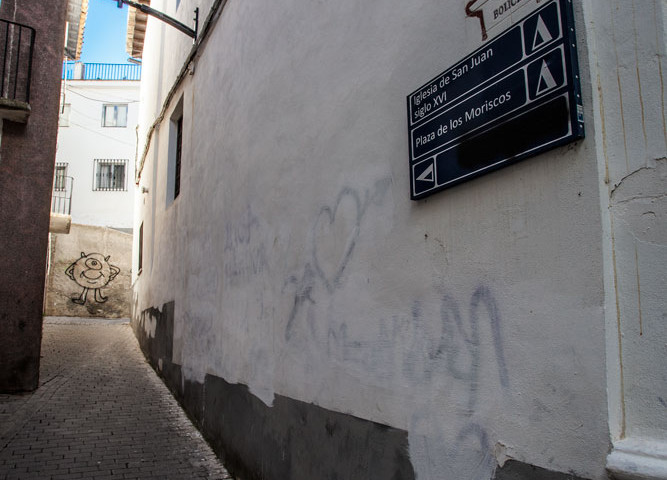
65,252,120,305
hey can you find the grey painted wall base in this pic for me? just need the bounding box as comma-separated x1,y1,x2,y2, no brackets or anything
134,302,596,480
494,460,592,480
133,302,415,480
201,374,415,480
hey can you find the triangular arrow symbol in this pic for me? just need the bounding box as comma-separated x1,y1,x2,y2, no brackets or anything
416,163,434,182
532,15,553,51
535,60,558,95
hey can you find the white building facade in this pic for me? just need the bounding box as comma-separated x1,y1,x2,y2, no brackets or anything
130,1,667,479
55,63,140,231
45,63,140,319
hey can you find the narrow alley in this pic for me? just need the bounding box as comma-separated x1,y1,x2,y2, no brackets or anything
1,0,666,478
0,318,231,480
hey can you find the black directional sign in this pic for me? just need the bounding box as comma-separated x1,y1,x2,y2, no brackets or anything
407,0,584,200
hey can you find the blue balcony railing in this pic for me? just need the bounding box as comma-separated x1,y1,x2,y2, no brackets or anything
0,18,35,103
62,62,142,81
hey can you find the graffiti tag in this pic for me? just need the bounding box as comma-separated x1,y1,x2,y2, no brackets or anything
65,252,120,305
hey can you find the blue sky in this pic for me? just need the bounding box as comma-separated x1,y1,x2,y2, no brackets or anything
80,0,131,63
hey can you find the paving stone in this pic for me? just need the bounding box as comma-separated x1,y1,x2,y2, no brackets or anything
0,320,232,479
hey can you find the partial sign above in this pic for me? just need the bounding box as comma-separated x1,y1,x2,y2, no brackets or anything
407,0,584,200
465,0,544,41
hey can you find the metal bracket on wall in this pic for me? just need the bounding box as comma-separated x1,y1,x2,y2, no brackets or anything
116,0,199,41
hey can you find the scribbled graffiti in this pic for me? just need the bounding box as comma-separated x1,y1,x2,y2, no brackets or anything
224,207,268,285
65,252,120,305
426,286,508,479
329,286,507,381
292,262,507,477
281,177,509,478
328,286,508,479
283,178,391,340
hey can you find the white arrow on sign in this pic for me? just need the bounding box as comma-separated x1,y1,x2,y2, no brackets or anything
532,15,554,50
416,163,434,182
535,59,558,96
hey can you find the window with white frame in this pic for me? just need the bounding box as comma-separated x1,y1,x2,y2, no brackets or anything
102,104,128,127
54,163,68,191
94,159,128,191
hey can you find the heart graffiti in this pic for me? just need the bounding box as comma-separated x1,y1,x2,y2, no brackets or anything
283,178,391,341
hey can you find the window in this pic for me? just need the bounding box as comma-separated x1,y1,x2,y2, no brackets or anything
167,97,184,205
53,163,68,191
94,159,128,191
59,104,71,127
138,222,143,273
102,104,128,127
174,116,183,198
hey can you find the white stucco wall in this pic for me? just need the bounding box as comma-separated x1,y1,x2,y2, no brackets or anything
56,79,139,230
583,1,667,477
133,0,667,478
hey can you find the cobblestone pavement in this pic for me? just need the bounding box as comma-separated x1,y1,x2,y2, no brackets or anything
0,318,232,480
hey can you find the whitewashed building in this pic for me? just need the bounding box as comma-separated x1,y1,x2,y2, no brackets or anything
54,62,140,231
129,1,667,479
45,63,141,319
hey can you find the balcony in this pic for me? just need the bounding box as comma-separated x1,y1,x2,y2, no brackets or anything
0,18,35,123
62,62,142,81
50,174,73,234
51,174,73,215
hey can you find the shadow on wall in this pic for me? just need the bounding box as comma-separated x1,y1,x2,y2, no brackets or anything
133,301,417,480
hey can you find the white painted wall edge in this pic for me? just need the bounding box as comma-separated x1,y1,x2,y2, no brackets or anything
607,439,667,480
